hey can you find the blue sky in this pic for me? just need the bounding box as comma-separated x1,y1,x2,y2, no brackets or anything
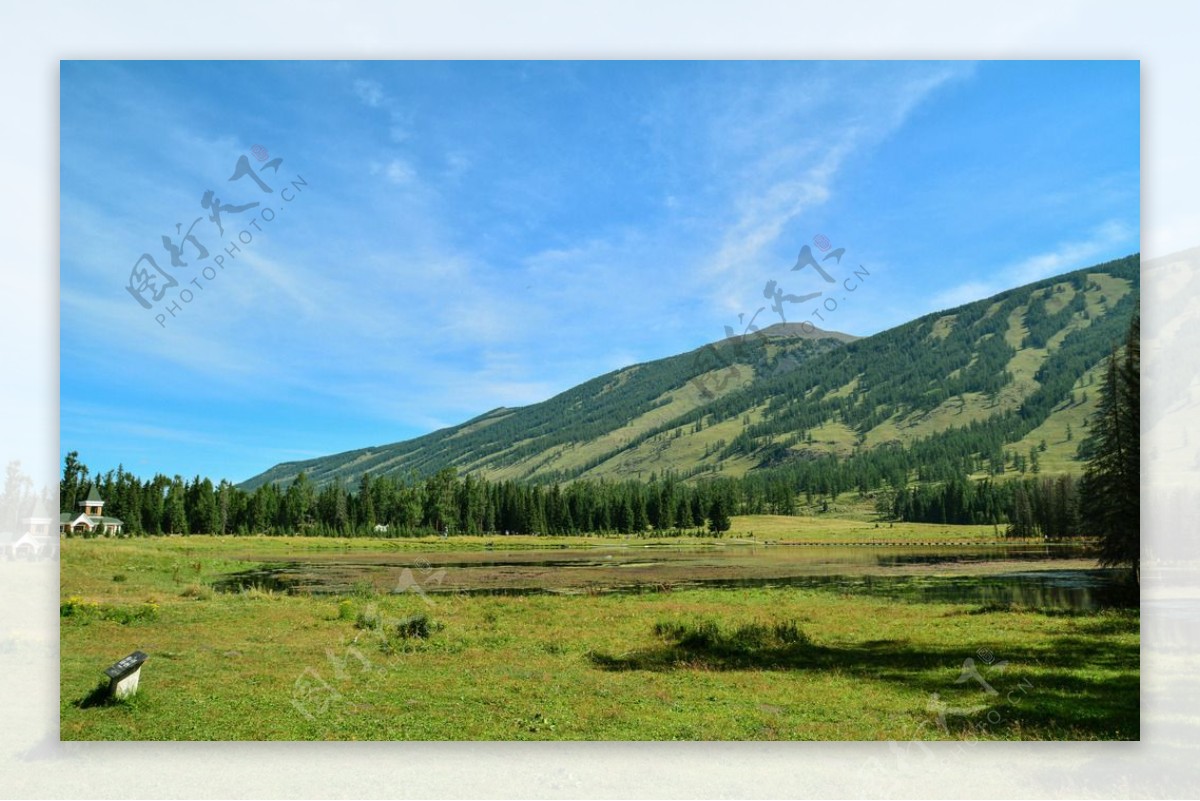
60,60,1139,484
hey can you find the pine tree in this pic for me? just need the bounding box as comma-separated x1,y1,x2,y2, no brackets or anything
1079,316,1139,580
707,495,731,534
164,476,188,534
358,473,376,530
1007,482,1035,539
217,479,234,535
333,480,349,534
60,451,86,514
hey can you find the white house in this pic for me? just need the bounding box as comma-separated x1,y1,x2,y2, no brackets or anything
59,485,124,536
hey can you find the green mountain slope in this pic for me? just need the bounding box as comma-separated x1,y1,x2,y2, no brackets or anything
241,254,1139,491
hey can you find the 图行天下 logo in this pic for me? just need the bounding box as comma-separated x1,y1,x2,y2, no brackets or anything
121,146,308,328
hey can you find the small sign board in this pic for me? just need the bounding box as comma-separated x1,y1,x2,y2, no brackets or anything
104,651,148,681
104,651,148,699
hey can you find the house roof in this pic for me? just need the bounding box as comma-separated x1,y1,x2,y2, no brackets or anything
84,485,103,504
59,512,124,526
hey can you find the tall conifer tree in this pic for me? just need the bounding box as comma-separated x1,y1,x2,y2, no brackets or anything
1080,316,1140,580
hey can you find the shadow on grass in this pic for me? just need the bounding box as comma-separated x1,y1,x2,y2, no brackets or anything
74,680,144,710
587,616,1140,739
75,680,114,709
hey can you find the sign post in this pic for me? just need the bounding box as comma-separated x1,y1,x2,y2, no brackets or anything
104,651,148,700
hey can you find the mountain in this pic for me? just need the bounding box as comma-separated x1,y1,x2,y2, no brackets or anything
240,254,1139,492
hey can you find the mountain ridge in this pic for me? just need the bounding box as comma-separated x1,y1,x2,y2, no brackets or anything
240,254,1139,492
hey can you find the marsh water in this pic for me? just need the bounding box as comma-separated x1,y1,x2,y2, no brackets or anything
213,542,1137,611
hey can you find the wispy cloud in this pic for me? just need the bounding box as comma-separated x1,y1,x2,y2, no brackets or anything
930,219,1138,311
700,63,976,315
353,79,385,108
1009,220,1135,284
926,281,996,312
374,158,417,186
444,151,471,178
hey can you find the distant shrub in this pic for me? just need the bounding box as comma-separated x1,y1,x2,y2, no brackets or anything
337,599,355,621
771,620,809,645
61,596,158,624
180,583,213,601
654,619,718,648
238,585,278,601
354,604,380,630
353,604,440,654
60,596,101,619
356,606,435,639
350,580,377,599
651,620,678,638
654,617,809,654
727,622,773,650
391,614,434,639
105,602,160,624
112,574,127,583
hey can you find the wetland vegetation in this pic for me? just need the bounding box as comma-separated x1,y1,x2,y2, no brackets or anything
59,522,1138,741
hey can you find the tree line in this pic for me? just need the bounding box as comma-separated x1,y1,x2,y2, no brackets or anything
888,474,1081,539
60,456,740,538
58,444,1086,544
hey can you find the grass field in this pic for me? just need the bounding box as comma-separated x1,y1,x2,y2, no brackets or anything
59,528,1138,741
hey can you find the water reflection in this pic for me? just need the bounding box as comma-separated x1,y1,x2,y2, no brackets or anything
211,543,1134,611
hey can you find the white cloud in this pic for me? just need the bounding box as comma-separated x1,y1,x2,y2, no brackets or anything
60,404,235,450
388,109,414,143
702,64,976,315
236,248,327,318
388,158,417,185
1010,220,1134,284
444,151,471,178
930,220,1138,312
928,281,997,312
353,78,413,145
366,157,420,188
383,158,416,186
353,79,385,108
605,351,639,371
707,149,841,288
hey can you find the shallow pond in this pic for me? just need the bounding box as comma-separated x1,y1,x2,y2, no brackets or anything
212,542,1137,610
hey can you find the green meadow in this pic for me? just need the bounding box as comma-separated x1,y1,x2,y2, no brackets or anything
59,527,1138,741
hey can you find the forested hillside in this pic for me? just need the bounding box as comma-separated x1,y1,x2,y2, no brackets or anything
242,254,1139,494
240,323,855,488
